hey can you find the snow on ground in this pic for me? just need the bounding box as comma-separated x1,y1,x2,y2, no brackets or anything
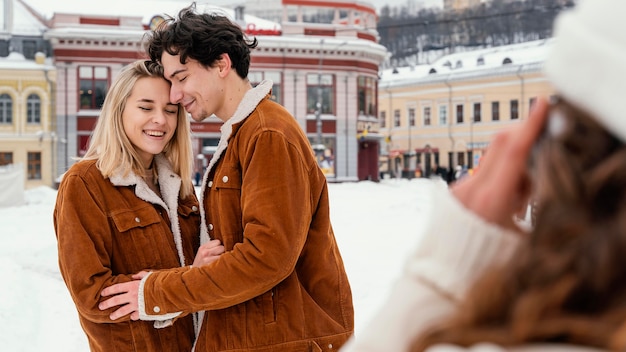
0,178,434,351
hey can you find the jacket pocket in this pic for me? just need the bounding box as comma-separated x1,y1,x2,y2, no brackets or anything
261,288,276,324
110,205,163,272
111,205,161,232
213,163,242,191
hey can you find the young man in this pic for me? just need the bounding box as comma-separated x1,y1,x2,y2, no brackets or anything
99,4,354,351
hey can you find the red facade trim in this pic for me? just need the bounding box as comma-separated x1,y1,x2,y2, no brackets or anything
77,116,98,132
53,49,144,60
190,122,222,133
281,0,377,16
251,56,380,73
306,119,337,134
304,28,336,36
357,32,377,42
80,17,120,26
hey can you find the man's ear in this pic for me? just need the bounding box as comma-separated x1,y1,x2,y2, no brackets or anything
216,54,232,77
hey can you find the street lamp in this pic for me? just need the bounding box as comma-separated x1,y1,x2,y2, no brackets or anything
314,39,325,154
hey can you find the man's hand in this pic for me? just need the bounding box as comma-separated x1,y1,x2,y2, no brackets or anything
193,239,225,267
99,271,148,321
452,97,549,233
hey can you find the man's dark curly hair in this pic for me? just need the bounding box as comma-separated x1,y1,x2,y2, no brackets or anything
145,2,258,79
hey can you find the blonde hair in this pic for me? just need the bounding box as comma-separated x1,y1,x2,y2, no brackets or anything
82,60,194,198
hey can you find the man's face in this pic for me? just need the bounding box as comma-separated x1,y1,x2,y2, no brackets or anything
161,52,224,122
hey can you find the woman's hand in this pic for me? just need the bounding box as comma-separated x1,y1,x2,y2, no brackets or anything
451,97,549,233
192,239,225,267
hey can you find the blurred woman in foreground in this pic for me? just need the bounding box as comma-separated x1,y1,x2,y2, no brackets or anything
342,0,626,350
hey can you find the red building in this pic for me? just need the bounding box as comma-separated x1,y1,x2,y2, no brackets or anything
22,0,387,181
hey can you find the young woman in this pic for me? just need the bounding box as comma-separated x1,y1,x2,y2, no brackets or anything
342,0,626,351
54,60,221,351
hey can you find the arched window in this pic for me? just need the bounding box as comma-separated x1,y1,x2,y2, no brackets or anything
502,57,513,65
27,94,41,124
429,68,437,74
0,93,12,124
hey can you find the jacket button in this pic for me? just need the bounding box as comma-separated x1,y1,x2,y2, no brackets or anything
208,180,213,188
222,175,229,183
328,344,333,349
135,217,140,223
153,306,160,313
208,223,214,230
192,206,198,212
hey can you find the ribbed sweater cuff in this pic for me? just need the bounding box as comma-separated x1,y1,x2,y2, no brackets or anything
405,181,522,302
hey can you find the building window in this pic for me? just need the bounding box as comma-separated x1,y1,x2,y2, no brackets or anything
439,105,447,125
27,152,42,180
473,103,481,123
492,101,500,121
457,152,465,167
0,152,12,166
380,111,386,128
423,106,431,126
27,94,41,124
23,40,37,59
357,76,377,116
510,99,519,120
307,73,335,115
79,66,109,110
0,93,12,124
408,107,415,127
393,109,401,127
456,104,463,124
529,97,537,111
249,71,282,104
0,40,8,57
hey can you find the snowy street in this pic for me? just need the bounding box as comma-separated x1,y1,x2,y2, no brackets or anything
0,178,433,351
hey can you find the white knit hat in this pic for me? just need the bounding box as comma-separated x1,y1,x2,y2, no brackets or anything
544,0,626,142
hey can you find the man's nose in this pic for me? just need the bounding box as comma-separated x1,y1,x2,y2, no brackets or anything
170,86,183,104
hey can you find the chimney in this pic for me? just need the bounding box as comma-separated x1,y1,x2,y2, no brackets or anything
3,0,14,33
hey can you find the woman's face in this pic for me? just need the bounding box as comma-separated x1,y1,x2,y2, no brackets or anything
122,76,179,168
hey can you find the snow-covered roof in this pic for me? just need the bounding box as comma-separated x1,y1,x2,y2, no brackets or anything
0,0,47,36
20,0,281,32
380,39,551,85
0,51,54,70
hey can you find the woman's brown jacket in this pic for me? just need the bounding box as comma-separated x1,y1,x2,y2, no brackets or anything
54,155,201,351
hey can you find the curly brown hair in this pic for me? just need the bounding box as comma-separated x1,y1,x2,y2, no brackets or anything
143,2,258,79
412,98,626,351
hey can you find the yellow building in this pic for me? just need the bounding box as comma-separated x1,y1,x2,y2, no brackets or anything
443,0,481,11
0,52,57,188
378,39,555,180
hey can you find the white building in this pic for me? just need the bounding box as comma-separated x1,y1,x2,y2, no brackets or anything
22,0,388,182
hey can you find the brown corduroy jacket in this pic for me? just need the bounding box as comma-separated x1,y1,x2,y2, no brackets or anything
54,155,201,351
137,80,355,351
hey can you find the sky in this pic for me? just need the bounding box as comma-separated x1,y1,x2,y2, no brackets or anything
0,177,433,351
20,0,443,21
